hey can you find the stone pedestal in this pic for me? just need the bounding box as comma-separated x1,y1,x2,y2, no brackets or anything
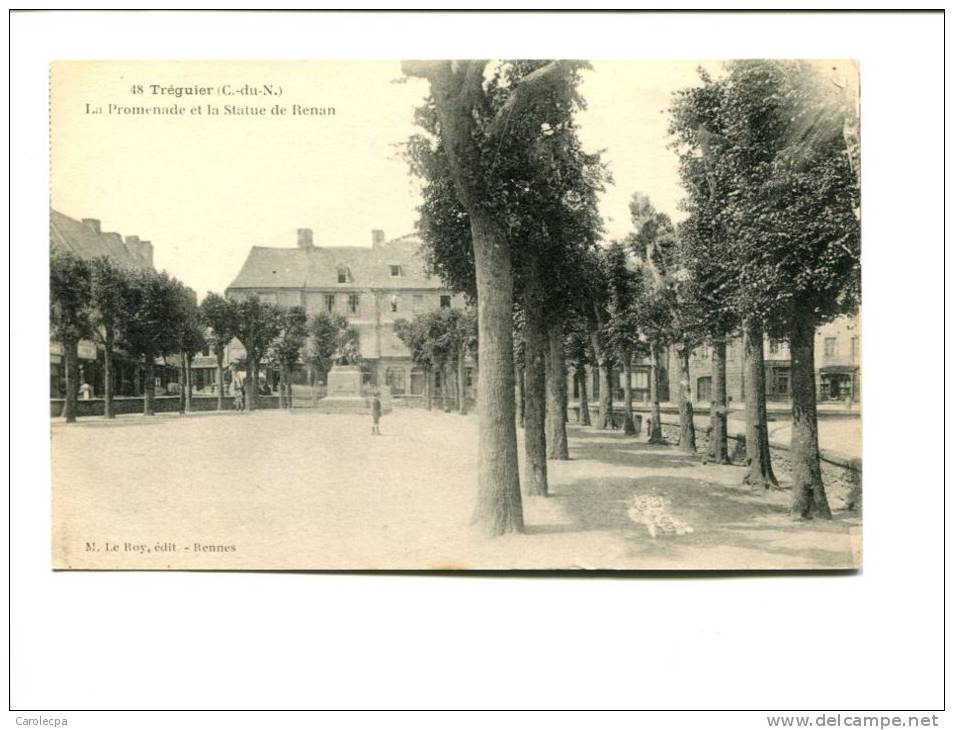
317,365,370,414
327,365,363,398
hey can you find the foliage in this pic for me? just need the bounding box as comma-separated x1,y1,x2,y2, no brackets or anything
394,307,476,373
122,268,181,363
88,256,131,348
200,292,236,362
170,281,206,358
309,310,352,374
669,61,860,337
231,295,282,368
268,306,309,368
601,241,647,360
406,60,607,319
50,251,92,345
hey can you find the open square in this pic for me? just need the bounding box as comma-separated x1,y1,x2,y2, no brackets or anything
53,409,860,570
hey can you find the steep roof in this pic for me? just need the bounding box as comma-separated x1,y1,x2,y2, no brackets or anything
227,234,442,291
49,209,153,271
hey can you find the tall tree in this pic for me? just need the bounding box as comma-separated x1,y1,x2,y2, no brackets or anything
723,60,860,515
88,257,131,419
50,251,92,422
231,295,282,412
404,59,603,521
123,269,180,416
394,313,436,411
199,292,237,411
564,315,592,426
602,241,645,437
270,306,309,409
670,76,740,464
629,195,704,453
170,282,205,414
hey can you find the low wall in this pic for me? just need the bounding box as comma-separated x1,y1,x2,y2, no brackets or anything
51,395,282,418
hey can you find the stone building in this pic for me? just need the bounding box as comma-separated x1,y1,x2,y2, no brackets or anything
225,228,469,398
49,209,161,398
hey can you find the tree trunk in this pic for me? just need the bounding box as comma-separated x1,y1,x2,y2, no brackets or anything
278,365,287,409
677,346,696,453
708,338,729,463
789,308,831,519
621,351,636,435
178,352,186,414
143,360,155,416
457,350,467,415
286,365,294,408
648,343,665,444
469,212,523,532
742,320,778,488
443,364,453,412
185,355,193,413
216,352,225,411
61,338,79,423
522,293,549,496
578,367,591,426
246,360,258,411
425,367,432,411
545,320,569,460
103,331,115,419
515,362,525,429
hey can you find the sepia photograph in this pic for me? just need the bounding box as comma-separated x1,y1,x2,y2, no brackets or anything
49,58,863,571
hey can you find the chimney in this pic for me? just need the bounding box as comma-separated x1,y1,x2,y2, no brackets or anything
138,240,154,268
297,228,314,250
82,218,101,234
372,229,386,246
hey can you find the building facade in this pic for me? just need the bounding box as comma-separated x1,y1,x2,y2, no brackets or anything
225,228,469,398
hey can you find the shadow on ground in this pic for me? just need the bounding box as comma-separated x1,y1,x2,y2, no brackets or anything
534,424,860,568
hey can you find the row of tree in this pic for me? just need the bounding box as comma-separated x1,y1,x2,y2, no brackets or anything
403,58,859,532
394,307,477,414
50,253,362,421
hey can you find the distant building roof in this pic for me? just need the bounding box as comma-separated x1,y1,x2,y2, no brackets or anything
227,234,441,291
50,209,154,270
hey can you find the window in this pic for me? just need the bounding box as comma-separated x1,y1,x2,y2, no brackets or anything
324,294,335,312
390,295,399,313
201,345,210,357
337,266,350,284
850,336,859,363
697,344,709,360
696,376,712,401
385,367,406,395
389,264,401,278
348,294,360,314
440,295,451,309
772,368,791,396
824,337,837,357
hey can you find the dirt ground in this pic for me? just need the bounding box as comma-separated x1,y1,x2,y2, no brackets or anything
51,408,861,571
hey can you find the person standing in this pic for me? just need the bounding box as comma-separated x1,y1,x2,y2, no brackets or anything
371,390,382,435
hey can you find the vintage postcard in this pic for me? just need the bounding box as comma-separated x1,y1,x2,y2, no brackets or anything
50,60,861,570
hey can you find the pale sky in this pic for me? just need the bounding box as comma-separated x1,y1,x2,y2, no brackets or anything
51,60,720,298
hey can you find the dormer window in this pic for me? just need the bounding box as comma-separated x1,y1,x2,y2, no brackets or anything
389,264,402,278
337,266,351,284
